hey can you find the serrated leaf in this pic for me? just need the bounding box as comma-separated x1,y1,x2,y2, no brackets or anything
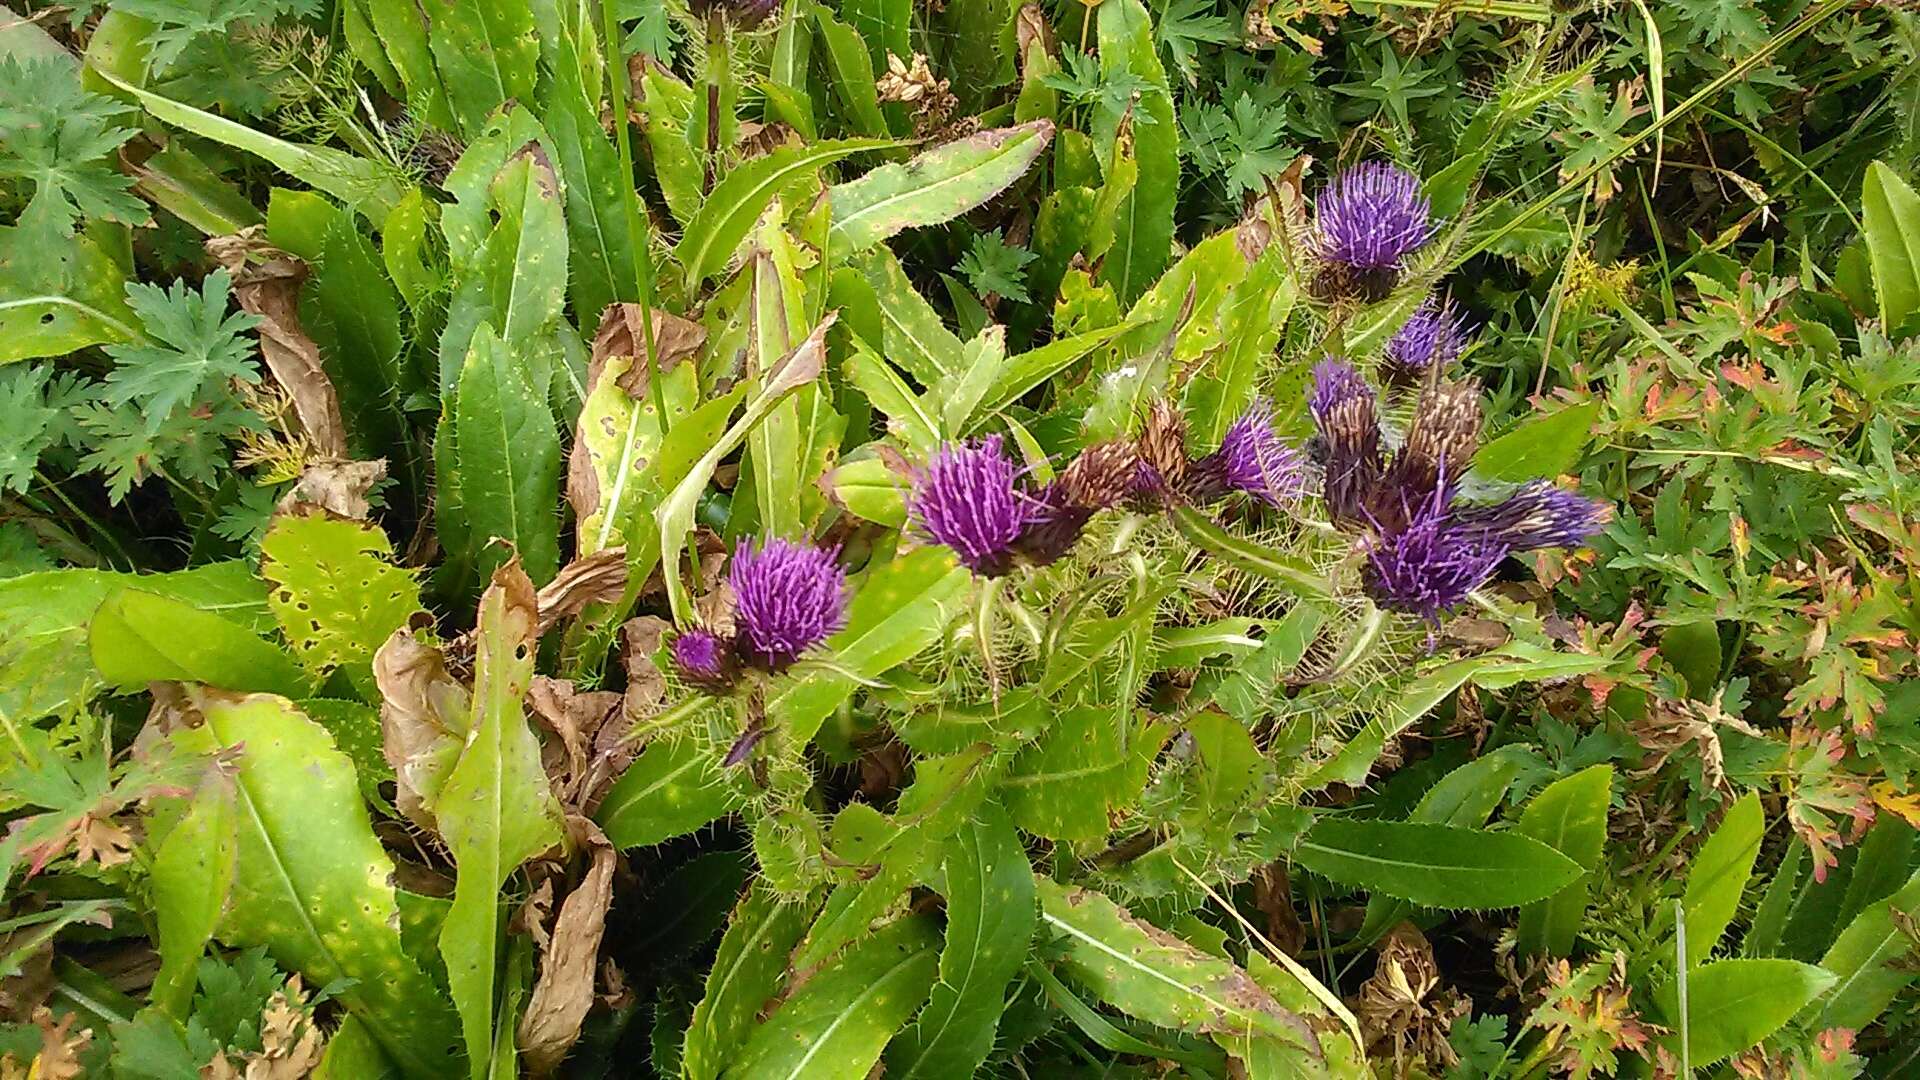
425,0,539,137
725,915,939,1079
436,562,564,1079
675,138,895,287
1862,161,1920,331
888,804,1036,1079
595,733,746,849
261,512,422,700
682,884,819,1080
1655,958,1835,1065
1093,0,1176,303
1037,877,1319,1049
169,690,460,1076
827,122,1054,256
850,246,963,385
1294,820,1582,909
1515,765,1613,957
1814,868,1920,1029
1471,402,1600,484
452,324,563,585
1001,707,1164,843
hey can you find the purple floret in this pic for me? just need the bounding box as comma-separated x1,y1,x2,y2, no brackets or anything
1455,481,1611,552
1308,359,1375,423
729,538,848,672
1314,162,1435,271
1382,297,1466,385
1361,490,1510,624
1215,398,1306,505
671,628,738,693
910,436,1031,577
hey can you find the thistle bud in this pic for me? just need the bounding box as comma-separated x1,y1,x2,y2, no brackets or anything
1381,297,1466,389
671,628,741,694
1387,380,1482,508
1454,481,1611,552
1307,360,1384,529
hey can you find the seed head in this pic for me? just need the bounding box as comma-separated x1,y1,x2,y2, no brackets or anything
729,538,848,672
910,436,1031,577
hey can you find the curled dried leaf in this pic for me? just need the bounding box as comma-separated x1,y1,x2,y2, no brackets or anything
372,622,471,832
536,549,630,634
517,819,618,1077
207,231,348,461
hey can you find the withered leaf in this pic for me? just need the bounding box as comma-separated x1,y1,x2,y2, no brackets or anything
207,233,349,461
589,304,707,396
528,676,622,808
278,458,388,521
516,820,617,1077
535,549,630,634
371,622,471,832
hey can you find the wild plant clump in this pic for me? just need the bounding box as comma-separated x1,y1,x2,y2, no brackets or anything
1,0,1917,1077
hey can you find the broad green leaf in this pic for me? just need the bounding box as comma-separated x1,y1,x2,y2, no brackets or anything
1471,402,1600,483
1001,707,1164,842
543,26,641,323
309,217,411,457
828,121,1053,256
596,733,747,850
170,691,459,1076
809,4,891,138
851,246,963,385
1515,765,1613,957
438,148,570,400
1185,244,1295,446
1659,621,1723,700
1814,868,1920,1029
1681,791,1764,967
363,0,455,130
971,321,1131,425
1169,506,1335,599
94,70,409,218
148,777,237,1017
844,347,939,453
453,324,563,585
822,456,907,527
725,915,939,1079
441,109,552,270
315,1015,400,1080
888,804,1037,1079
675,138,895,287
426,0,539,137
436,564,564,1079
260,512,422,700
683,885,820,1080
1862,161,1920,330
299,698,395,811
1655,958,1835,1065
573,356,700,555
744,210,843,540
767,546,972,746
89,589,309,697
1294,820,1582,909
132,141,263,236
1093,0,1176,303
1358,749,1526,941
1037,877,1319,1050
0,190,135,362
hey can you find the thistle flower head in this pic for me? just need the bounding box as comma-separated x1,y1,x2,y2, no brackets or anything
1382,297,1466,386
1455,481,1612,552
728,538,847,672
1387,380,1482,507
1361,490,1509,624
671,628,739,694
1308,360,1383,528
1314,162,1435,272
1214,398,1306,505
1308,359,1375,424
910,436,1031,577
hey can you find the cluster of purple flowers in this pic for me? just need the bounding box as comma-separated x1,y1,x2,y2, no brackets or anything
1308,361,1609,623
908,402,1305,577
670,537,848,693
1312,161,1436,302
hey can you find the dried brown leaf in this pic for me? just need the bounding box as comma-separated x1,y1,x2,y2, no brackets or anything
517,820,618,1077
589,304,706,396
278,459,388,521
207,234,348,460
529,677,622,807
372,621,471,832
26,1008,90,1080
536,549,630,634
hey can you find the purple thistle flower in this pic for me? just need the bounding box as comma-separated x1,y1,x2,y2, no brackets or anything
1382,297,1466,387
1308,359,1375,423
1315,162,1435,270
1307,360,1384,529
729,538,848,673
1361,489,1510,624
910,436,1031,577
1211,398,1306,505
1455,481,1611,552
671,628,739,694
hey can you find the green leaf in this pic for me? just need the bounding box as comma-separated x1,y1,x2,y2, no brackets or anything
827,121,1053,256
100,269,260,433
1168,505,1335,599
822,456,907,527
438,145,570,400
0,190,137,362
435,565,564,1080
1814,868,1920,1029
425,0,539,137
1681,791,1764,967
1093,0,1177,303
170,691,460,1076
851,246,964,385
1358,750,1526,941
744,212,844,540
309,218,411,457
1037,877,1319,1050
1862,161,1920,332
1294,820,1582,909
1001,707,1164,843
675,138,895,287
542,24,640,324
972,321,1131,424
809,4,891,138
1471,402,1600,483
360,0,455,130
725,915,940,1079
451,324,563,585
149,777,237,1017
1655,958,1835,1065
315,1015,400,1080
682,885,819,1080
0,561,268,721
595,733,747,850
767,546,972,746
93,68,410,219
888,804,1037,1079
571,355,701,556
89,588,310,697
261,512,422,700
1514,765,1613,957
